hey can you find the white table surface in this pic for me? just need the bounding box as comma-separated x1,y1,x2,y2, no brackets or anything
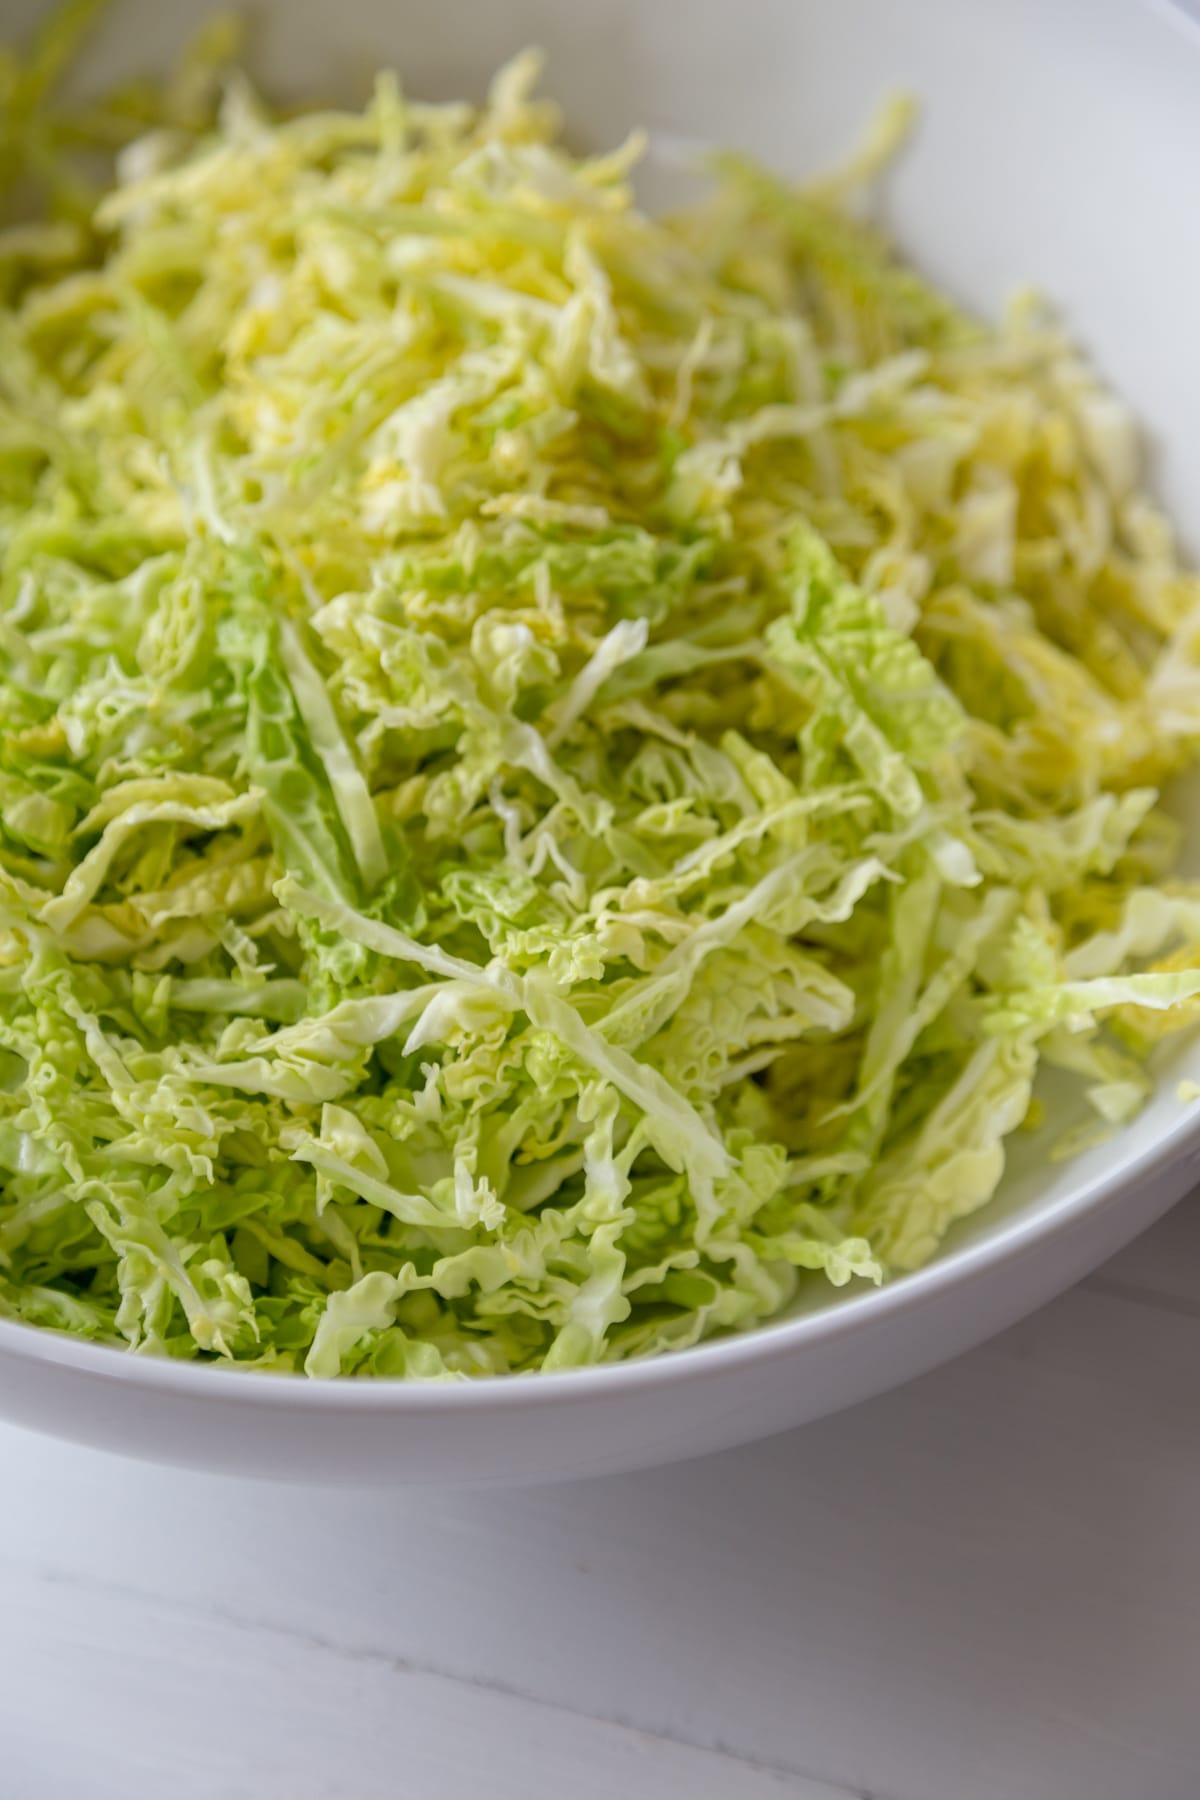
3,1200,1200,1800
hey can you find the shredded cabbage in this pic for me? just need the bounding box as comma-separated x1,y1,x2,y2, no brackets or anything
4,8,1200,1376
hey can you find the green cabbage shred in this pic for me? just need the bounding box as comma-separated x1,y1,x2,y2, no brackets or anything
4,7,1200,1376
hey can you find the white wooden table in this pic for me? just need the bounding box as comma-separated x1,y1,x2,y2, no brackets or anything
3,1199,1200,1800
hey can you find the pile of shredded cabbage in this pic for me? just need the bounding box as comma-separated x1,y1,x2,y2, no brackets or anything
5,7,1200,1377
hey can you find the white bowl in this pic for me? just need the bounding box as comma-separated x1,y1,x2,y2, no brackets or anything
4,0,1200,1485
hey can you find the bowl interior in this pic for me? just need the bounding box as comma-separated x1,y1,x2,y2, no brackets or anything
6,0,1200,1333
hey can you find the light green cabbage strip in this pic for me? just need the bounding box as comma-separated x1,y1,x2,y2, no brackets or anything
4,13,1200,1376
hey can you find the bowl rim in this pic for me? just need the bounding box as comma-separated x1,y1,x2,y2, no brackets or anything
1,1086,1196,1410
